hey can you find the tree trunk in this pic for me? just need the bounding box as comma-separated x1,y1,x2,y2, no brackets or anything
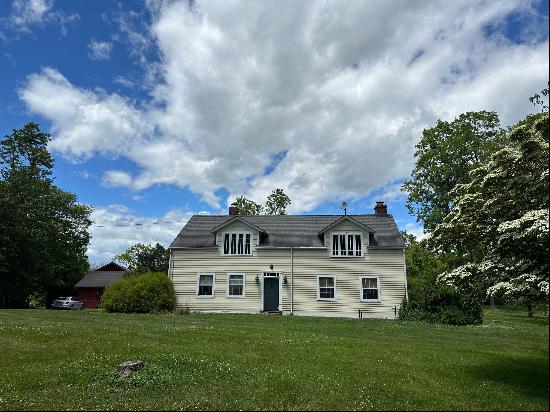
489,295,496,309
527,302,533,318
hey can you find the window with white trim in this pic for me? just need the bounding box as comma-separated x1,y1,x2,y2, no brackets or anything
361,276,380,301
197,273,215,297
222,232,252,255
331,232,362,257
317,275,336,300
226,273,245,297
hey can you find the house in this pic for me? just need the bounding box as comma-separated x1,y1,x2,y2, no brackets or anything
168,201,407,318
74,262,127,309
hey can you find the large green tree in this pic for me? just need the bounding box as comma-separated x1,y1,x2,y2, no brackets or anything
433,112,549,316
229,188,292,216
403,111,505,233
115,242,170,274
265,188,291,215
232,196,263,215
0,123,91,307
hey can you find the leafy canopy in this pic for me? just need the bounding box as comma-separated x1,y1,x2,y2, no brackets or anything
115,242,170,274
265,188,291,215
402,111,505,233
0,123,91,307
229,188,292,216
433,112,549,307
232,196,263,215
399,233,482,325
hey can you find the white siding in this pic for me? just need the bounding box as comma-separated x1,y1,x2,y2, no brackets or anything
171,246,406,318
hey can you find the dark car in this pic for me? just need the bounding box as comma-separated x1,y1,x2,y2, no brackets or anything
51,296,84,310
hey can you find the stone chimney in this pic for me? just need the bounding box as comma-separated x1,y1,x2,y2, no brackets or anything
229,203,239,215
374,201,388,216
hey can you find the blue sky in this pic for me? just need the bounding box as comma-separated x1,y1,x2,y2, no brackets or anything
1,0,548,264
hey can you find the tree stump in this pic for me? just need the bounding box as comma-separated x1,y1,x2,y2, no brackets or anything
117,360,144,376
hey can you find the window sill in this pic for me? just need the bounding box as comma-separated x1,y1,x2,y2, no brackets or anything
317,298,338,302
330,255,363,258
221,254,253,257
196,295,215,299
225,295,246,299
360,299,381,303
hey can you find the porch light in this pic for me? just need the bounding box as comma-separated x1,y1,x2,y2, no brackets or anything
255,274,260,283
283,275,288,285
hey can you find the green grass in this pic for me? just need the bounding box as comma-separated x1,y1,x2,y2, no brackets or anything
0,306,548,411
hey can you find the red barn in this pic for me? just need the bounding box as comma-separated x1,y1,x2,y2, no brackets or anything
74,262,127,309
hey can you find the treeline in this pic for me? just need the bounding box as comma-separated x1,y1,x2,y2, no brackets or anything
0,124,91,307
401,86,549,323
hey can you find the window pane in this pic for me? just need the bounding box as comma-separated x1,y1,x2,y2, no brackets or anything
238,234,244,254
229,274,243,286
332,235,338,255
198,275,213,296
355,235,361,256
363,289,378,300
229,285,243,296
319,277,334,288
319,277,335,299
320,288,334,299
230,234,236,254
362,278,377,289
223,234,229,254
198,285,212,295
340,235,346,255
348,234,353,254
245,234,251,254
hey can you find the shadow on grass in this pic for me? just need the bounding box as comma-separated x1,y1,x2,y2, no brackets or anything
469,355,549,402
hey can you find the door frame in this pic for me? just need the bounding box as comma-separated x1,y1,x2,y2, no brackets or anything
260,271,282,312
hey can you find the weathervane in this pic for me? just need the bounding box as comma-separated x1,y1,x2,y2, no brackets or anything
341,201,347,215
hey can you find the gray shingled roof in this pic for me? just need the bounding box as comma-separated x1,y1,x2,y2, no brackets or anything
74,271,126,288
170,214,405,249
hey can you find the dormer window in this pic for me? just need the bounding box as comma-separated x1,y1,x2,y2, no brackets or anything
223,232,252,255
331,232,362,257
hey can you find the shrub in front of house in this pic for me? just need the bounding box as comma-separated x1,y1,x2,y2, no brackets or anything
399,275,482,325
101,272,175,313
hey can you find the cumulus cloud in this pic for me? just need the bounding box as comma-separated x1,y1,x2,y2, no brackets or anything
88,205,193,264
19,0,549,212
102,170,133,187
88,39,113,60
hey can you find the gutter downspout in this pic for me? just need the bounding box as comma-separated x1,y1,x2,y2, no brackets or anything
168,249,173,281
290,247,294,315
403,249,409,301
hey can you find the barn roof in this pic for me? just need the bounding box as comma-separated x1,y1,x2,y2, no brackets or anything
75,262,128,288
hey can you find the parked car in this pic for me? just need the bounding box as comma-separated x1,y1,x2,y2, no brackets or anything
51,296,84,310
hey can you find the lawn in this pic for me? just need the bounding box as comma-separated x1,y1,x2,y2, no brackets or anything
0,307,548,411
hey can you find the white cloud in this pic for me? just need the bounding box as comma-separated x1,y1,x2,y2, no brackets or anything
102,170,133,187
19,1,549,212
401,223,428,241
5,0,79,35
88,205,194,264
11,0,53,28
88,39,113,60
19,67,151,158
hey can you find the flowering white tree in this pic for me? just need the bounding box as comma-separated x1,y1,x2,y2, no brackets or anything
432,112,549,316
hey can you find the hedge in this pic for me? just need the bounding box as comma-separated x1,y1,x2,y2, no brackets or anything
101,272,176,313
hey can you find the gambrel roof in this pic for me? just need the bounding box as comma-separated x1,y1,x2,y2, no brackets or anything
170,214,405,249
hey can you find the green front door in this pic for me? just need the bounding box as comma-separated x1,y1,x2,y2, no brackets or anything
263,277,279,311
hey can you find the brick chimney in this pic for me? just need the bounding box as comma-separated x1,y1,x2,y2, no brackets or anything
374,201,388,216
229,203,239,215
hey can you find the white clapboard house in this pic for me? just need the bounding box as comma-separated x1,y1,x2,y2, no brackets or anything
168,201,407,318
